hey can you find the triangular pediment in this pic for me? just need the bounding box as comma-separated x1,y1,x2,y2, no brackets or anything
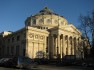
62,24,82,35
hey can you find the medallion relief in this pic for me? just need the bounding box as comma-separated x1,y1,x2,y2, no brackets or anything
35,34,38,39
29,33,44,40
29,33,34,38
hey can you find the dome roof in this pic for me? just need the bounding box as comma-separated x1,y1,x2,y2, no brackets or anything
25,7,68,29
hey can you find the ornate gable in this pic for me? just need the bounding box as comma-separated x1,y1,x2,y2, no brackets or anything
63,24,82,35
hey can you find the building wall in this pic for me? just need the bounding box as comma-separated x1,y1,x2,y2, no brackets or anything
2,28,26,57
25,26,49,59
0,7,85,59
0,26,83,59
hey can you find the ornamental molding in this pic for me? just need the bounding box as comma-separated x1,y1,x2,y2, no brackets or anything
29,33,45,40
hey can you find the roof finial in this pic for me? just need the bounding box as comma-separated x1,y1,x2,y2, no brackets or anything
44,6,48,9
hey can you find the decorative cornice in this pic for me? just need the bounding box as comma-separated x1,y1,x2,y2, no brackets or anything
27,26,49,35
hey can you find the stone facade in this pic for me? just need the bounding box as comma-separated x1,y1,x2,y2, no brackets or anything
0,7,84,59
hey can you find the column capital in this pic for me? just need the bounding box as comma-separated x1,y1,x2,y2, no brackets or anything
55,34,61,36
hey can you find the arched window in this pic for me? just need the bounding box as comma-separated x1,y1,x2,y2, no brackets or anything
47,19,51,23
54,20,58,24
32,19,36,24
39,19,43,23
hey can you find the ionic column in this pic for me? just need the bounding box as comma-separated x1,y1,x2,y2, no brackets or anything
48,36,52,58
74,38,76,55
62,35,65,57
38,43,39,58
69,37,71,55
76,38,79,58
70,37,72,55
79,37,83,58
52,36,54,57
43,43,45,58
57,35,60,55
76,38,78,52
64,35,68,55
56,37,57,55
50,35,54,58
47,37,49,59
76,39,78,57
60,37,62,58
60,35,64,58
32,42,34,59
67,37,69,55
66,36,68,55
78,37,83,58
54,37,57,57
72,38,74,55
44,36,47,57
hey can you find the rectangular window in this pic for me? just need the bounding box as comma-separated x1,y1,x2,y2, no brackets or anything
11,46,14,55
17,35,20,41
23,33,26,38
16,45,19,56
23,49,26,56
12,37,14,42
7,47,9,55
7,39,10,43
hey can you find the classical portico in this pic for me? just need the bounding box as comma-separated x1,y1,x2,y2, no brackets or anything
48,25,82,59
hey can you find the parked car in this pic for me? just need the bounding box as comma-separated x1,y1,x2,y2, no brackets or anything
0,58,12,66
0,56,38,69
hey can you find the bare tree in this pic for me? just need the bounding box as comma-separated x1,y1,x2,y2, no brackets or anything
78,10,94,58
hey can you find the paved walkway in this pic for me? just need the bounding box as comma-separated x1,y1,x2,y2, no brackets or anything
0,65,94,70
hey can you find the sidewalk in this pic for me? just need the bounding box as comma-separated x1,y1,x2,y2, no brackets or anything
37,65,94,70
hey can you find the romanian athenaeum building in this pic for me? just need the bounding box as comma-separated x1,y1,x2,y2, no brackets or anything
0,7,87,59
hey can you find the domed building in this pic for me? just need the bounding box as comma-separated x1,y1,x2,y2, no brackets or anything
0,7,84,59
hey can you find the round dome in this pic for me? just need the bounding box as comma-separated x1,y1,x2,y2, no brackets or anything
25,7,68,29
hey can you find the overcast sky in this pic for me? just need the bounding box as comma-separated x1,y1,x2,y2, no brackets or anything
0,0,94,32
